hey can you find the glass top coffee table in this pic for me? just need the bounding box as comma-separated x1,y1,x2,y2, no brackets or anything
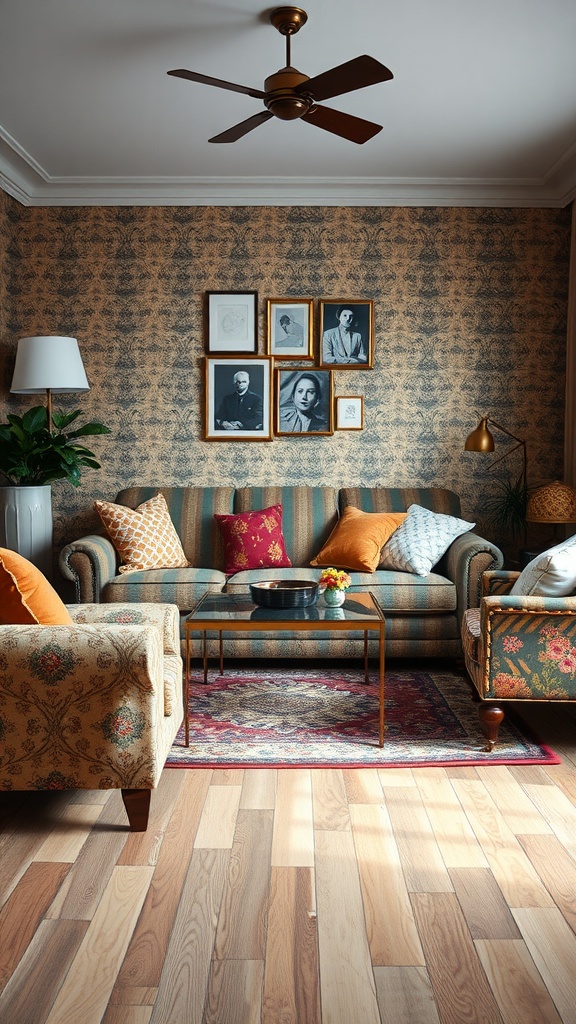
183,590,385,748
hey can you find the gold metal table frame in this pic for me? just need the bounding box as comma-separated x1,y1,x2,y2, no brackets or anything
183,590,386,748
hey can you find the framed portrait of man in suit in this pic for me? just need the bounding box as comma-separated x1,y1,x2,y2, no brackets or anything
205,357,273,441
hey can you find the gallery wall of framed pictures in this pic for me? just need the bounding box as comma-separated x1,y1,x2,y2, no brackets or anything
203,292,374,441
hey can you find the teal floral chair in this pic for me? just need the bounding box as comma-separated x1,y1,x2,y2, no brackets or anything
462,570,576,748
0,603,184,830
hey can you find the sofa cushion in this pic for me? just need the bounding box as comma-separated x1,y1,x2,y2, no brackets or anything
215,504,292,574
0,547,73,625
380,504,475,576
95,492,189,574
510,535,576,597
310,506,407,572
101,567,227,612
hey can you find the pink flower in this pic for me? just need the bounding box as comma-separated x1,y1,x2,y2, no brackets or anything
502,635,524,653
558,650,576,674
492,673,532,698
546,637,571,661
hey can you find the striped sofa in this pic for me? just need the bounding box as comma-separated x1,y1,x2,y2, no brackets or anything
59,485,503,660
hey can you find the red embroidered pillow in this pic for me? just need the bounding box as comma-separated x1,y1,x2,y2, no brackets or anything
215,504,292,575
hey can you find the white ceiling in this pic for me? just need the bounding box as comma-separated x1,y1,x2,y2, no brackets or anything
2,0,576,207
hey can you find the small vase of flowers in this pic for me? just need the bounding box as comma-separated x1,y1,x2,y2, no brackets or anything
318,567,352,607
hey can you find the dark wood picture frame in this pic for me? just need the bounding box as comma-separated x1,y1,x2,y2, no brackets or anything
206,291,258,353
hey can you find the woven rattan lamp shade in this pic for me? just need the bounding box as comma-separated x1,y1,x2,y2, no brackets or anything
526,481,576,523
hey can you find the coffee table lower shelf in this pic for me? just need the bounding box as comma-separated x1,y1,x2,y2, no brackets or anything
183,590,386,748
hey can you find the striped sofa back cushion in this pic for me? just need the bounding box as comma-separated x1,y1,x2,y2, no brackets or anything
233,486,339,567
339,487,462,518
115,487,234,569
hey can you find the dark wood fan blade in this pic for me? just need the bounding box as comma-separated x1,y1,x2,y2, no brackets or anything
209,110,273,143
302,104,382,144
167,69,265,100
297,55,393,102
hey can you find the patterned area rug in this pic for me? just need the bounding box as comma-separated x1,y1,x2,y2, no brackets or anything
166,665,559,768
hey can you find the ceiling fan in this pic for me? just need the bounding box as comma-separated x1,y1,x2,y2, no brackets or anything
167,5,393,145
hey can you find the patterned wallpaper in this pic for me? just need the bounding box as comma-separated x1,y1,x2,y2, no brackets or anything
0,194,571,564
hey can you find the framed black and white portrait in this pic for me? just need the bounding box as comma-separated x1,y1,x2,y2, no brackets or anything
319,300,374,369
205,356,273,441
206,291,258,353
275,368,333,436
266,298,314,360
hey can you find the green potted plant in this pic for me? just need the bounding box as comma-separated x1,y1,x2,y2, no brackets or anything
483,474,529,549
0,405,111,577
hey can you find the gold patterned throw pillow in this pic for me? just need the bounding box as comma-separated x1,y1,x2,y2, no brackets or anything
94,492,189,573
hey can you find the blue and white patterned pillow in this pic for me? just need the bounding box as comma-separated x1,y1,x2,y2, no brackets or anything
380,504,475,576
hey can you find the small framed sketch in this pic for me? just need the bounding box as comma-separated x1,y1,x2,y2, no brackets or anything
335,395,364,430
206,291,257,353
275,368,333,436
266,298,314,360
205,356,273,441
319,300,374,369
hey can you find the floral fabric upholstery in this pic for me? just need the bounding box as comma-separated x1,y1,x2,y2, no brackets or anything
0,603,183,794
461,571,576,703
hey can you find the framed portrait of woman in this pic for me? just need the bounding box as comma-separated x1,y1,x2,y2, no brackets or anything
319,300,374,369
275,368,334,437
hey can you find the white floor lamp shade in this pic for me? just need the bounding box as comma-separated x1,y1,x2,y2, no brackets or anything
11,336,89,402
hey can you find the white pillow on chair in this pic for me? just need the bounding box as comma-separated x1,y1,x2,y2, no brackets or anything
510,534,576,597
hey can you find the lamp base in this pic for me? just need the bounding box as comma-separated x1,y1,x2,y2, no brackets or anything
0,485,53,580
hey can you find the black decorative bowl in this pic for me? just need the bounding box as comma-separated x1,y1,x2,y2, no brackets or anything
249,580,319,608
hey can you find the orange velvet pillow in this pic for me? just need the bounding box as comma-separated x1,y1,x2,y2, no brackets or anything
0,547,73,625
310,506,407,573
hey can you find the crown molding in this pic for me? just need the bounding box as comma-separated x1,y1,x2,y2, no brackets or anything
0,134,574,208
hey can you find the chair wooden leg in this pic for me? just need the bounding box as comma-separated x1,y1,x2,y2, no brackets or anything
121,788,151,831
478,703,505,752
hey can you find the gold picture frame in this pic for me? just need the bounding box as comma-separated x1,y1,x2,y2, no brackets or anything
319,300,374,369
335,395,364,430
266,298,314,360
205,356,273,441
275,368,334,436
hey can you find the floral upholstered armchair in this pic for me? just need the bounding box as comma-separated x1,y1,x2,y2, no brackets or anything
0,602,184,831
462,568,576,749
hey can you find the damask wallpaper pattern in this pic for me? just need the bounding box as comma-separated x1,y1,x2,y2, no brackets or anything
0,194,571,564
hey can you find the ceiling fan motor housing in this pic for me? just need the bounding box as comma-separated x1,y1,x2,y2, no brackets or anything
264,67,312,120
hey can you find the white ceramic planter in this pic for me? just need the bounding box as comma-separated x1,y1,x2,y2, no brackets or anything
0,485,53,580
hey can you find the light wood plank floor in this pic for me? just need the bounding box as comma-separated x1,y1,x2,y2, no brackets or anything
1,696,576,1024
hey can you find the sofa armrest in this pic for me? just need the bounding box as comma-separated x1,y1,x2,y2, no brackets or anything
0,623,171,791
481,570,520,597
445,531,504,625
59,534,118,603
69,602,181,657
477,593,576,698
